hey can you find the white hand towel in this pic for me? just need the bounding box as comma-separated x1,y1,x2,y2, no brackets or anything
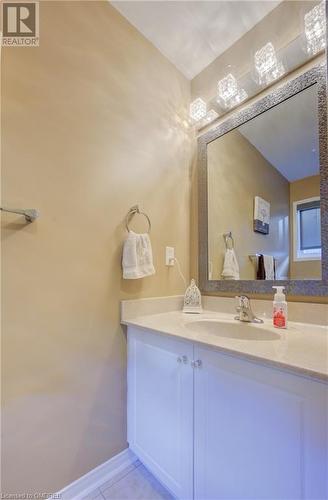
122,231,155,279
221,248,240,280
263,255,275,280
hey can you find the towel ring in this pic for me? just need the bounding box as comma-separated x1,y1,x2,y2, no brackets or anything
125,205,151,233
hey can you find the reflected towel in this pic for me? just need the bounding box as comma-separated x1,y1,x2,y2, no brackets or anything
122,231,155,279
221,249,240,280
263,254,275,280
257,255,266,280
256,254,275,280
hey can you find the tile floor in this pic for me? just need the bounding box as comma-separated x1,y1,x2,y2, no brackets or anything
83,461,174,500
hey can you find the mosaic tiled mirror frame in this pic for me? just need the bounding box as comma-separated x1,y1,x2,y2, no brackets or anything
198,64,328,296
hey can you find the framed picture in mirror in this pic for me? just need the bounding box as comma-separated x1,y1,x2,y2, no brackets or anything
254,196,270,234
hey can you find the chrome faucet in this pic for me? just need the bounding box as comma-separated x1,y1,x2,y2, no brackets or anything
235,295,263,323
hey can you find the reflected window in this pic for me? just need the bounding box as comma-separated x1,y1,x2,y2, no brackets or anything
294,197,321,260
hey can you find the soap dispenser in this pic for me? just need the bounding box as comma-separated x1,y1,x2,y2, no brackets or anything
272,286,287,329
183,279,202,314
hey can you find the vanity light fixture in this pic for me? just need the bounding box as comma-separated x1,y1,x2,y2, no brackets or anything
254,42,285,86
189,97,207,122
217,74,248,110
304,1,326,56
199,109,219,127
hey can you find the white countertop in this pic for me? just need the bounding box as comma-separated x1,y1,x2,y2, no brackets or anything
122,310,328,383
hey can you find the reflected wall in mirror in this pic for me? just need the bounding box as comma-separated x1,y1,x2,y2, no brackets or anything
207,83,321,281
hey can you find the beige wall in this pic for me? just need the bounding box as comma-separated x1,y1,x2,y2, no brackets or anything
1,1,191,493
208,130,289,280
290,175,321,279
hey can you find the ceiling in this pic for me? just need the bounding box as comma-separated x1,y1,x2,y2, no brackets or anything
111,1,281,80
239,84,319,182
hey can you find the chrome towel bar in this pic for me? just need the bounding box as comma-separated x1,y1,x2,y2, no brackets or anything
0,207,39,223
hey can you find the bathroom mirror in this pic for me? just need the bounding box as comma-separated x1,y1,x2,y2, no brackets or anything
198,64,328,296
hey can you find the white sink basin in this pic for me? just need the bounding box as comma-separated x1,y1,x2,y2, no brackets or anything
187,319,280,341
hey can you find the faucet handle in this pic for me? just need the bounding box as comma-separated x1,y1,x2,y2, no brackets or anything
235,296,264,324
235,295,250,308
240,295,250,307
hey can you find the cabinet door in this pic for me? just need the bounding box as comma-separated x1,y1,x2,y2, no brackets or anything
127,327,194,500
194,345,328,500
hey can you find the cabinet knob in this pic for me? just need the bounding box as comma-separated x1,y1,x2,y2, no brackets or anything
191,359,202,368
177,355,188,364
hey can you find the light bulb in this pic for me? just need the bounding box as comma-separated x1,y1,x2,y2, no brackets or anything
254,42,285,86
189,98,206,121
304,1,326,55
217,74,248,109
201,109,219,126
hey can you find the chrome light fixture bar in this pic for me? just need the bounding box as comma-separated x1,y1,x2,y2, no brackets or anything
217,73,248,110
254,42,285,86
189,97,207,122
304,1,326,56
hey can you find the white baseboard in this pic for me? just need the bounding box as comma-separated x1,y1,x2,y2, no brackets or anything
54,448,138,500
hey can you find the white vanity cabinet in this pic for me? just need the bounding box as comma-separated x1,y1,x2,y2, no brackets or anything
127,327,194,499
194,345,328,500
127,326,328,500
